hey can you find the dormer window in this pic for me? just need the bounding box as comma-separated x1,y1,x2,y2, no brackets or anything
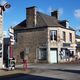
66,21,69,28
59,20,69,29
50,30,57,41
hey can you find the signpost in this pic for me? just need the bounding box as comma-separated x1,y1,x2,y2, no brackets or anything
9,27,15,58
8,27,15,70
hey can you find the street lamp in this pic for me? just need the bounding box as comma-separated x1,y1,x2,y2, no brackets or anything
0,2,11,68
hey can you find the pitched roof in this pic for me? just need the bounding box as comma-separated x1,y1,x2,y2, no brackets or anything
14,11,64,30
76,34,80,39
14,11,76,31
69,27,75,31
59,20,75,31
14,19,26,30
36,12,64,27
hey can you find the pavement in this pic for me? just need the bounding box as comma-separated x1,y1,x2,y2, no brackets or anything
0,63,80,80
16,63,80,80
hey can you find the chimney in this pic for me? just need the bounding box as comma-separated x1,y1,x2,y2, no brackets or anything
51,10,59,19
26,6,37,28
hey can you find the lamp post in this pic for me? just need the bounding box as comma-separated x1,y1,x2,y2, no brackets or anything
0,2,11,68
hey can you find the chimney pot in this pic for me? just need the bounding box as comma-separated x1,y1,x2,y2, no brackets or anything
51,10,58,19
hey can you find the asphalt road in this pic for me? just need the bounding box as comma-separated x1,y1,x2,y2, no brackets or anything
17,63,80,80
0,63,80,80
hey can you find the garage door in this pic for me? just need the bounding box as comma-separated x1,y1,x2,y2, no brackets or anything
50,49,57,63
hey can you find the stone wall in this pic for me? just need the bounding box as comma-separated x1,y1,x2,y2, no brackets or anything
13,28,48,63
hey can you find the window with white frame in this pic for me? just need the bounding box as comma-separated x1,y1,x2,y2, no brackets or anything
50,30,57,41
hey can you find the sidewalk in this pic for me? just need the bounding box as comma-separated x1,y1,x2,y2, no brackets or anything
0,69,31,76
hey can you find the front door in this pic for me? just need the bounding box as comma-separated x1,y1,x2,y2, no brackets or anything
50,49,57,63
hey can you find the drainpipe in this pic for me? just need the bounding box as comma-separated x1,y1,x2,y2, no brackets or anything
47,28,50,63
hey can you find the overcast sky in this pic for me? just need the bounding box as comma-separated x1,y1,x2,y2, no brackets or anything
0,0,80,36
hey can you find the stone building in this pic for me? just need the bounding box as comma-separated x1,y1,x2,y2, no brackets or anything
76,35,80,59
13,6,76,63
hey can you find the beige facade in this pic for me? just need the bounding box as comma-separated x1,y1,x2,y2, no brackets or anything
47,27,76,63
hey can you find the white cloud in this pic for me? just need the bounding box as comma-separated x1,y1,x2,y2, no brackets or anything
74,9,80,19
58,8,63,16
0,0,7,5
48,7,64,19
48,6,53,13
38,8,45,13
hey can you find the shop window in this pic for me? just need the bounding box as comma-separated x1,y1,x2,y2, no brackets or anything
70,51,74,57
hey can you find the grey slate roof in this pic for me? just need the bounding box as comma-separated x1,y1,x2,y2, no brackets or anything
76,34,80,39
14,19,26,30
36,12,64,27
59,20,75,31
14,11,64,30
69,27,75,31
14,11,74,31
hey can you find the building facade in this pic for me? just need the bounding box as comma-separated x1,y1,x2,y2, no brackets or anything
13,6,76,63
76,35,80,59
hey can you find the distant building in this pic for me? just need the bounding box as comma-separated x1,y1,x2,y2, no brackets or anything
3,38,10,62
13,6,76,63
76,34,80,59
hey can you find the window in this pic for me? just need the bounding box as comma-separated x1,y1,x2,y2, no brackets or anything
0,52,2,57
63,31,66,41
69,33,72,42
14,33,17,42
50,30,57,41
0,43,2,57
38,48,47,60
